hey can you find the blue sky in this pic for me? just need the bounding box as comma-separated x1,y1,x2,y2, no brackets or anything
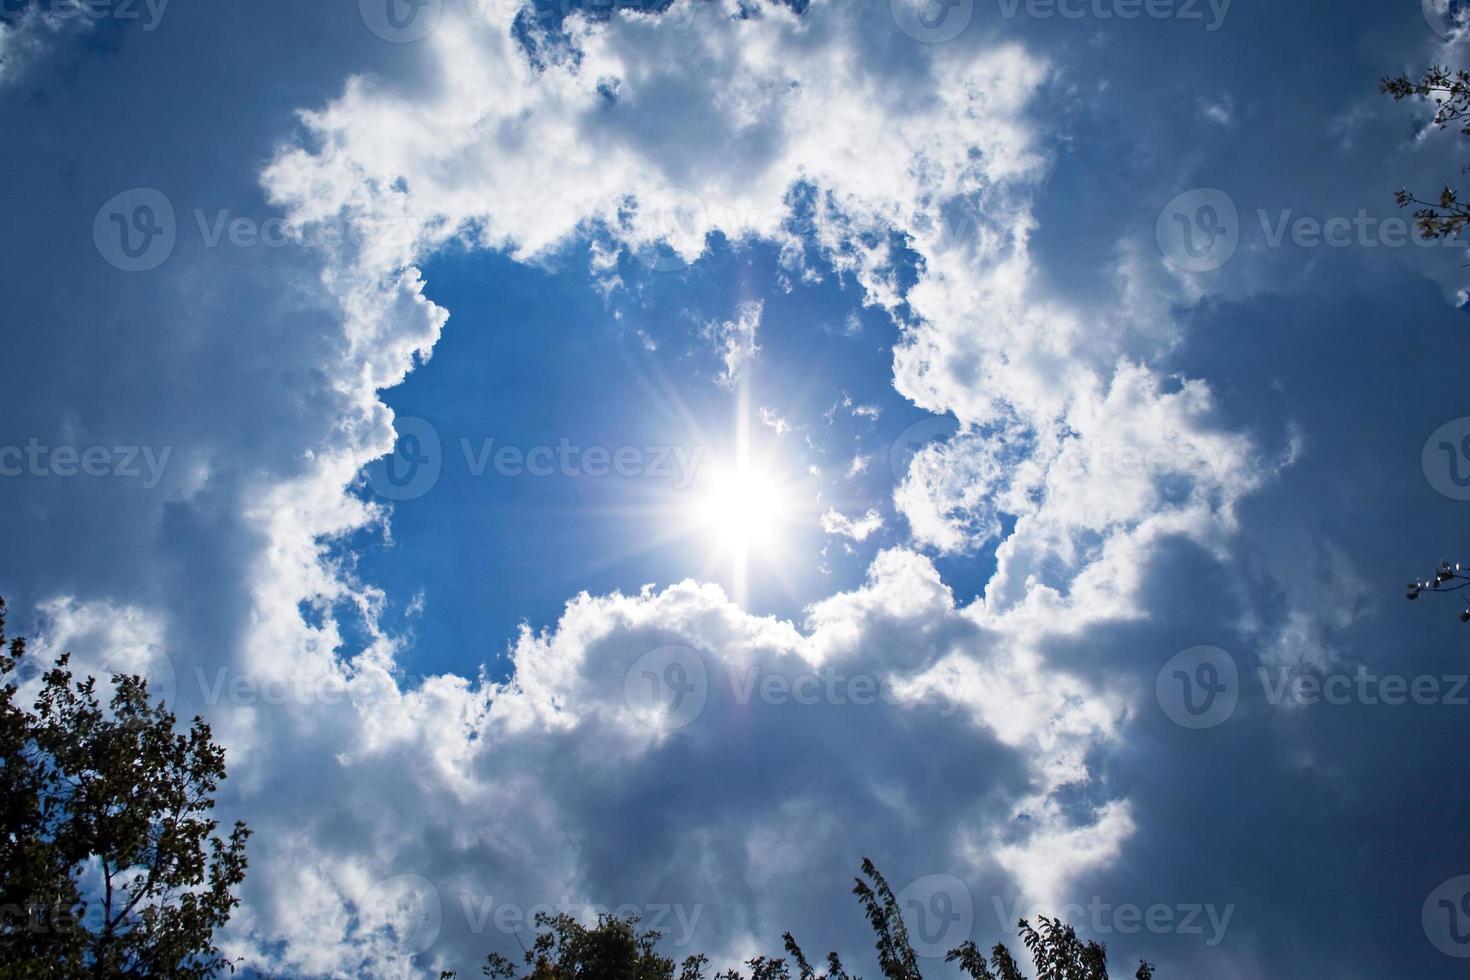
352,231,987,676
5,0,1470,977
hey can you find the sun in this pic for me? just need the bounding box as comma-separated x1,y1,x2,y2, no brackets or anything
690,462,794,556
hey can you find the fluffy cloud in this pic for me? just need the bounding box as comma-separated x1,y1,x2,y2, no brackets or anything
8,0,1468,976
821,507,884,541
216,3,1165,971
705,300,764,388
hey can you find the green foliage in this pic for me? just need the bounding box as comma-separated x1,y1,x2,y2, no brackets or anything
1380,65,1470,239
450,861,1154,980
0,597,250,978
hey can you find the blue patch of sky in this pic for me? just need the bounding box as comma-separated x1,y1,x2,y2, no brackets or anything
331,224,1001,681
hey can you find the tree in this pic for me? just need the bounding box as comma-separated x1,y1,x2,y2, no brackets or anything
1380,68,1470,621
0,596,250,978
449,858,1153,980
1380,66,1470,239
1404,560,1470,623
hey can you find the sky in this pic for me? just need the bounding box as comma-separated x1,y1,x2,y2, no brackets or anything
4,0,1470,976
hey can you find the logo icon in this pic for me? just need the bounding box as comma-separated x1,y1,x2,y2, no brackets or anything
94,188,176,272
1423,418,1470,500
630,187,708,273
889,414,961,483
365,416,442,501
99,646,178,710
1156,188,1238,272
358,873,442,956
1424,875,1470,957
360,0,441,42
890,0,973,43
1423,0,1470,40
624,645,709,731
895,874,973,957
1156,645,1238,729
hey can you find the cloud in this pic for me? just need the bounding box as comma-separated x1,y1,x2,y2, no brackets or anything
8,0,1468,976
0,4,77,84
198,549,1132,977
233,3,1161,970
820,507,883,541
758,406,790,435
705,300,764,389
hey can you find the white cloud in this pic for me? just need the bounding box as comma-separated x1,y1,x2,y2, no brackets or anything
231,5,1172,970
3,0,1330,975
759,406,790,435
705,300,764,388
820,507,883,541
1201,97,1235,128
0,5,77,85
232,3,1292,970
